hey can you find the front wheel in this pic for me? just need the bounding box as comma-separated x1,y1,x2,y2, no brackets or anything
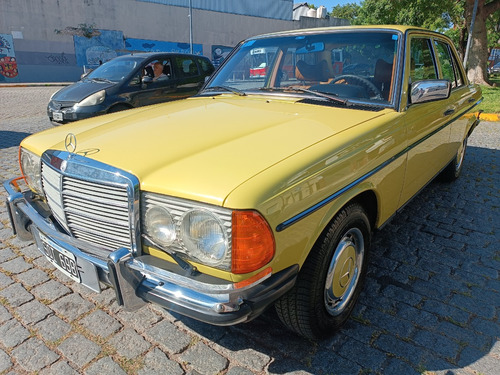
275,202,371,340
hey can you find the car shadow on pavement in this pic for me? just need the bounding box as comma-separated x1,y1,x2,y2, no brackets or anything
0,131,31,149
172,146,499,375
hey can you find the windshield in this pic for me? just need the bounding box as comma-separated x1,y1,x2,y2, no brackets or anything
85,57,141,82
205,31,400,104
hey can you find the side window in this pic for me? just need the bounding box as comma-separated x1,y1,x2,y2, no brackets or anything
175,57,199,78
409,38,437,82
434,40,461,88
197,58,214,75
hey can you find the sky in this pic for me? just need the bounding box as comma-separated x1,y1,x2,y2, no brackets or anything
307,0,361,12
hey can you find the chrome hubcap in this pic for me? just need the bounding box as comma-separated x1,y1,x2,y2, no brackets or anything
324,228,364,316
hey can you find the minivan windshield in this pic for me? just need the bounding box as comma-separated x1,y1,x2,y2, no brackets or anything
204,31,400,104
85,57,141,82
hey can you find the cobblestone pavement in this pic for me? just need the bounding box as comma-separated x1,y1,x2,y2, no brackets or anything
0,86,499,375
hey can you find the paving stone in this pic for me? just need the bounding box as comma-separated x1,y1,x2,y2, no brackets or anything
0,319,31,348
57,333,101,368
88,286,117,307
34,315,72,342
0,271,13,288
15,267,50,288
116,305,162,333
226,367,255,375
138,348,183,375
39,360,79,375
145,320,192,354
0,282,33,307
412,329,460,359
0,348,11,373
79,309,121,338
11,337,59,372
18,242,43,260
0,248,16,263
108,328,151,359
50,293,94,321
311,349,362,375
0,256,33,274
0,304,12,324
15,299,53,325
84,357,126,375
178,342,228,375
31,279,72,302
217,335,271,373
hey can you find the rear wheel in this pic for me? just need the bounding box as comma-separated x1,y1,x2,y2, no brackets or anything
275,202,371,339
440,137,467,182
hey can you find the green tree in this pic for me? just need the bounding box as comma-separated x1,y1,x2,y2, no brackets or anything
330,0,500,85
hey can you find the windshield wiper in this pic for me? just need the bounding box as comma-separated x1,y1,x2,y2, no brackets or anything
91,77,114,84
203,85,246,96
282,87,349,105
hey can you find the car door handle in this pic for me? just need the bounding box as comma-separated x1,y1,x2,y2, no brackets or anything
468,97,475,103
444,109,455,116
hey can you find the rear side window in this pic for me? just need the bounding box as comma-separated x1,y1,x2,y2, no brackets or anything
409,38,437,82
197,58,214,75
434,40,464,88
175,57,199,77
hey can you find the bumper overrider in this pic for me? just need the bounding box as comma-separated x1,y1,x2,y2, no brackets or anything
3,177,298,325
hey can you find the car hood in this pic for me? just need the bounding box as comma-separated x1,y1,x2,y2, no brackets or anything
25,95,388,206
51,80,115,102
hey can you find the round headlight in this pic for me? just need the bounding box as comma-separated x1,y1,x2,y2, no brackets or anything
180,210,228,266
20,148,43,195
144,206,176,247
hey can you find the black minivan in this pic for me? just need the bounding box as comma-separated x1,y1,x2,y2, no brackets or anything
47,52,214,123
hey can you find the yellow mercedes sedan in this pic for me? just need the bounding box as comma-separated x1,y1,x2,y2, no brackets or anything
4,25,481,339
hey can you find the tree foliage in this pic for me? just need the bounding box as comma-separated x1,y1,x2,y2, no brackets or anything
330,0,500,85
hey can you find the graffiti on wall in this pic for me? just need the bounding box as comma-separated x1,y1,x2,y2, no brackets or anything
211,45,233,68
124,38,203,55
0,34,18,81
74,30,123,68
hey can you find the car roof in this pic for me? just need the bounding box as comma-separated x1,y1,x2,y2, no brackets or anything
113,52,208,61
248,25,437,41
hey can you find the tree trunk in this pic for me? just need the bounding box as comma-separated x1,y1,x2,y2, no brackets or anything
465,0,500,85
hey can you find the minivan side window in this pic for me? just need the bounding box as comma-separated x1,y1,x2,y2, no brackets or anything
409,38,437,82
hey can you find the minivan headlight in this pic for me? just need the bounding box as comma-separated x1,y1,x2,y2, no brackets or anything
20,147,43,195
76,90,105,107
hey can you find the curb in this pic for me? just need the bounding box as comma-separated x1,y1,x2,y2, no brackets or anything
479,112,500,121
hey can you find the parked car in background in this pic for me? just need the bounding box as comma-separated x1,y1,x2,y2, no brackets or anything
47,52,214,123
6,25,481,339
489,61,500,75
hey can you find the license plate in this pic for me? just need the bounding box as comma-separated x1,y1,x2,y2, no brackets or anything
53,111,63,121
39,232,81,282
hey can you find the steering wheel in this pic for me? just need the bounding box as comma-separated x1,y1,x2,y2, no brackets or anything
330,74,382,99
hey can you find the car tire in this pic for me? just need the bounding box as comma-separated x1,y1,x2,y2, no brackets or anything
108,104,131,113
440,137,467,182
275,202,370,340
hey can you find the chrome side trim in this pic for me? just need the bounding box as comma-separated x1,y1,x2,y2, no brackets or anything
276,101,481,232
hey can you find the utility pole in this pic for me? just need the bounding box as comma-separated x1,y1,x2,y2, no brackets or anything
189,0,193,54
463,0,479,69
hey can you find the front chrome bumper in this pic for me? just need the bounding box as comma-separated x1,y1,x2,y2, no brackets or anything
3,177,298,325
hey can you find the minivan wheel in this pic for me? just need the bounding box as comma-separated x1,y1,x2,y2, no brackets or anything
275,202,370,340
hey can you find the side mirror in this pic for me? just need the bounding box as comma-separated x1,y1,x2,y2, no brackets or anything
410,80,451,105
141,76,153,89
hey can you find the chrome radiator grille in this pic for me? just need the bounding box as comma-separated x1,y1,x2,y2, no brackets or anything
40,152,139,255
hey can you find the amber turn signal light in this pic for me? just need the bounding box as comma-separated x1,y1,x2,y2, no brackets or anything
231,210,275,274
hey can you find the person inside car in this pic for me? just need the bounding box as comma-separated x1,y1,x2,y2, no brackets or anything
153,62,168,81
